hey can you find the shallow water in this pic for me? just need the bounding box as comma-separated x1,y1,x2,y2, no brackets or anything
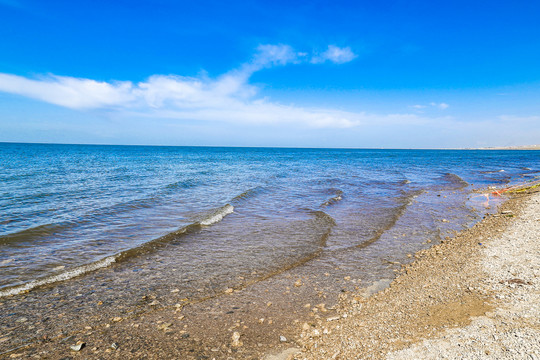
1,143,539,297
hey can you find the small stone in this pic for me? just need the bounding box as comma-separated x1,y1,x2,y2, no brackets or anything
231,332,242,347
267,302,272,307
294,279,303,287
70,342,85,351
224,288,234,294
112,317,122,322
344,276,351,281
304,303,311,308
279,335,287,342
170,289,180,293
302,322,310,331
111,342,119,350
15,317,27,323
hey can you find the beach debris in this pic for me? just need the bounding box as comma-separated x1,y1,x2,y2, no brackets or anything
231,332,242,347
15,317,27,323
70,342,85,351
279,335,287,342
111,342,119,350
327,316,340,322
294,279,303,287
170,288,179,293
267,302,272,307
302,322,310,331
224,288,234,294
112,317,122,322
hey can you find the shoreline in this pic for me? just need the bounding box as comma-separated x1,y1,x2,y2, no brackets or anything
0,189,538,359
294,188,540,359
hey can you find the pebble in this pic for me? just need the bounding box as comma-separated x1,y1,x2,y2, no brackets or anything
279,335,287,342
111,342,119,350
70,342,85,351
231,332,242,347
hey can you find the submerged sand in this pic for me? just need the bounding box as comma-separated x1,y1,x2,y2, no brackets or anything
1,189,539,359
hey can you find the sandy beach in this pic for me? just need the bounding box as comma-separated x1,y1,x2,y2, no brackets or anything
1,187,539,359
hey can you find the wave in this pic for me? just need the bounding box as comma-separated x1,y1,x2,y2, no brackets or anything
165,179,200,189
0,203,235,298
200,204,234,226
321,189,344,207
0,222,71,246
354,189,424,249
0,256,117,297
439,173,469,190
230,186,264,204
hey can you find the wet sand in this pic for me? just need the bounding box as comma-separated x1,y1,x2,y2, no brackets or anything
1,189,538,359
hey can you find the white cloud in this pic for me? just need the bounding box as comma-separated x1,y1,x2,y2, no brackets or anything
411,102,449,111
438,103,449,109
429,102,449,110
0,44,422,129
0,73,135,109
311,45,357,64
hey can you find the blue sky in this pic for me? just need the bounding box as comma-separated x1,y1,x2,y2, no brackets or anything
1,0,539,148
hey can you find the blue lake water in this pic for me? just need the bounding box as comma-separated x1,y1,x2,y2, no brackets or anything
1,143,539,297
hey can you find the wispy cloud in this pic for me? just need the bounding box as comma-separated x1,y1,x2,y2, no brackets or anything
0,44,414,129
311,45,357,64
431,102,449,110
411,102,449,110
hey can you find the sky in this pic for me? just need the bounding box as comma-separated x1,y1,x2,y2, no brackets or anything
0,0,539,148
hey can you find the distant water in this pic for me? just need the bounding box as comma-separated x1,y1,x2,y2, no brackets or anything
1,143,539,296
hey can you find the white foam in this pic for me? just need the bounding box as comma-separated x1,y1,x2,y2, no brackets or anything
0,255,117,298
200,204,234,226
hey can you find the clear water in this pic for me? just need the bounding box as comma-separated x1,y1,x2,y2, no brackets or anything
1,143,539,296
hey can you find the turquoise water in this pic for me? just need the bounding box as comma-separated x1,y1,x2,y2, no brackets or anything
1,143,539,296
